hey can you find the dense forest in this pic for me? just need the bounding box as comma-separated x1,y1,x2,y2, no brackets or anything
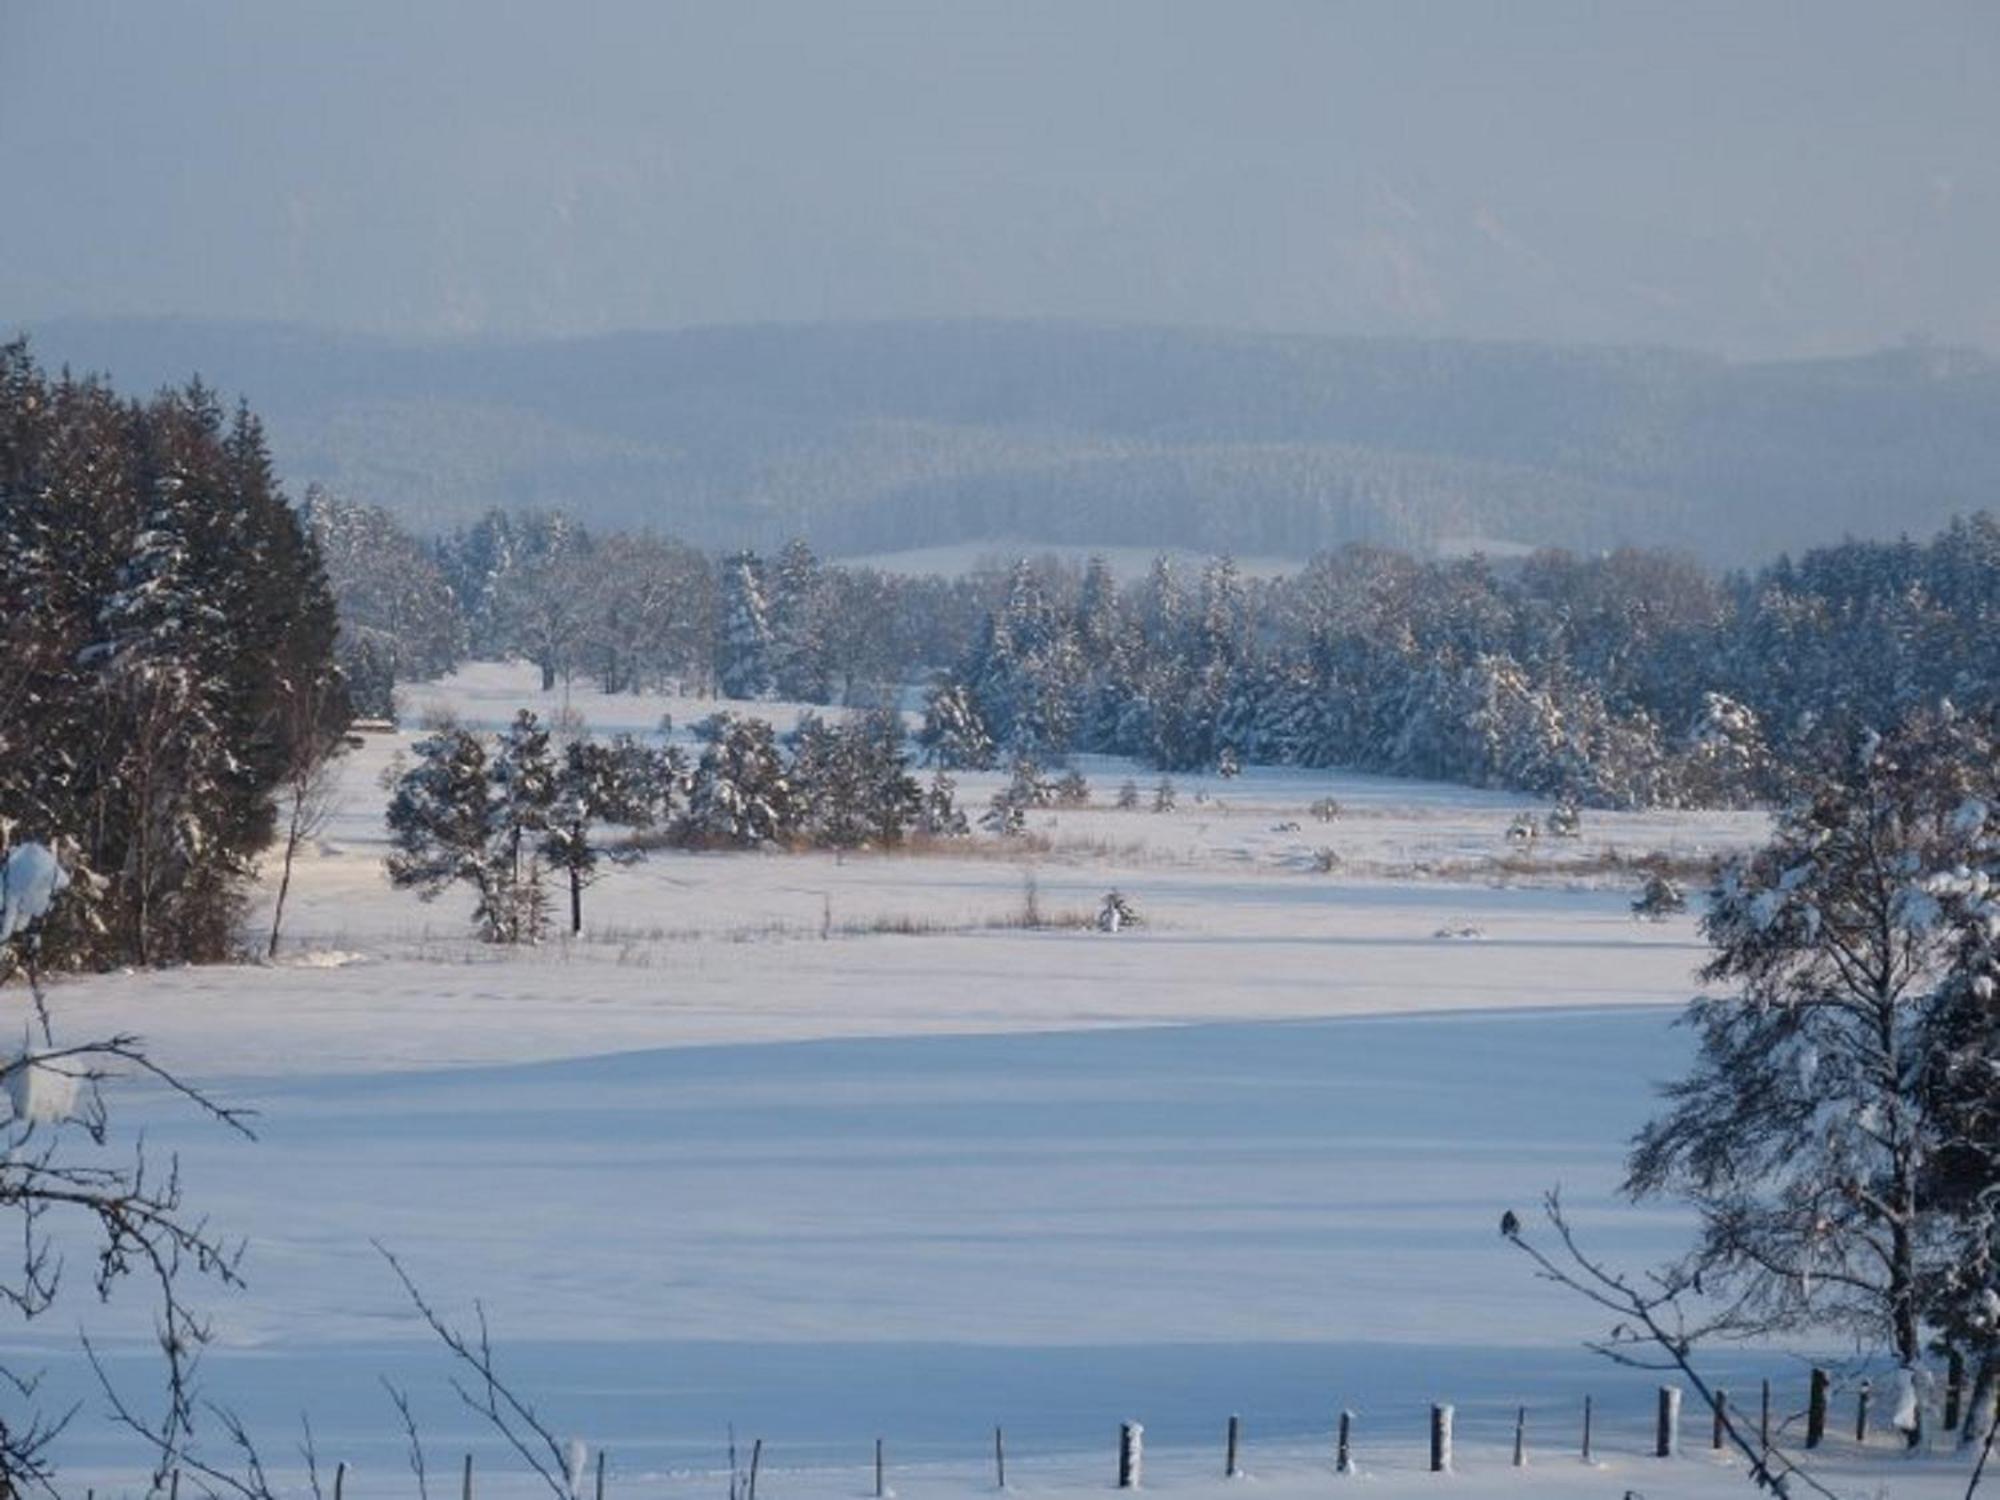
0,340,348,967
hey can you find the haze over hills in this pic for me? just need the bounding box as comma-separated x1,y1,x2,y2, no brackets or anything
18,316,2000,568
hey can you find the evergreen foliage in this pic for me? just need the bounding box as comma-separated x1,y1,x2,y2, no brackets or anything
0,342,349,966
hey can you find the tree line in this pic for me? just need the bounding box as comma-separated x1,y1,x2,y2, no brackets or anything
923,521,2000,808
308,493,993,716
0,340,348,968
317,489,2000,810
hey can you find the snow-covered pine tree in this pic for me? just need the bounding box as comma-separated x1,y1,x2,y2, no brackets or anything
1627,712,2000,1446
491,710,559,942
717,552,775,700
920,770,968,837
386,727,510,939
918,677,996,769
769,538,831,703
684,713,792,846
541,737,637,936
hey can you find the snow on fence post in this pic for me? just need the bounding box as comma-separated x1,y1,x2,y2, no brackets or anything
1712,1389,1728,1451
1581,1395,1594,1464
1225,1414,1242,1478
1807,1368,1830,1449
1947,1350,1966,1434
1855,1381,1871,1445
1336,1410,1354,1475
994,1426,1007,1490
1118,1423,1143,1489
1656,1385,1681,1458
1512,1406,1527,1468
1429,1404,1452,1474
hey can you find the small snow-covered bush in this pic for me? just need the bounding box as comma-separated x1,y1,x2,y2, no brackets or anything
1097,890,1141,933
1632,872,1688,920
1310,797,1342,823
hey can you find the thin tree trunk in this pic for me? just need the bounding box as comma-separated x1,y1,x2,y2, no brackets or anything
267,800,305,959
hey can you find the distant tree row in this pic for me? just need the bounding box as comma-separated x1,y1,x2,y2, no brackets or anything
309,497,999,716
386,707,963,941
0,340,348,966
921,519,2000,807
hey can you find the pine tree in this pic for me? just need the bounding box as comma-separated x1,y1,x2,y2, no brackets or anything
769,538,831,702
386,728,510,939
1627,713,2000,1446
685,713,792,846
717,552,775,700
491,710,559,943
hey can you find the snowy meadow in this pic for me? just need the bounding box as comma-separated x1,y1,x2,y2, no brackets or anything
27,664,1984,1496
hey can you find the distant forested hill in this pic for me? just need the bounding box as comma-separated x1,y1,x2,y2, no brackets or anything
18,317,1999,565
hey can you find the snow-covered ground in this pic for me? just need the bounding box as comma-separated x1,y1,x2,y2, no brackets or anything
29,665,1987,1495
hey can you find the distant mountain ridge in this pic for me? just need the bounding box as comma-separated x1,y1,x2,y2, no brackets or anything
16,316,1999,566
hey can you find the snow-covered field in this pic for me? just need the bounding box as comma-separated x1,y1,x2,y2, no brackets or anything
34,665,1987,1495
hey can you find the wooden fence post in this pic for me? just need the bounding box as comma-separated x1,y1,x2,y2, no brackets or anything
875,1438,885,1499
462,1453,473,1500
994,1426,1007,1490
1512,1406,1527,1468
1656,1385,1682,1458
1807,1368,1829,1449
1760,1379,1771,1460
1712,1388,1728,1451
747,1439,762,1500
1582,1395,1594,1463
1855,1381,1871,1445
334,1463,347,1500
1336,1409,1353,1475
1429,1404,1452,1474
596,1449,606,1500
1947,1349,1967,1435
1225,1415,1241,1478
1118,1423,1143,1490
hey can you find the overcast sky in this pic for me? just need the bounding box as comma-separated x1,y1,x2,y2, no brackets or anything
3,1,1995,356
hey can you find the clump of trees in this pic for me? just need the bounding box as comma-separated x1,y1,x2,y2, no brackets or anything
0,340,350,968
386,707,954,940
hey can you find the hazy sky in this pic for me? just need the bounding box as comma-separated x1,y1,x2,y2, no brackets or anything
4,1,1995,356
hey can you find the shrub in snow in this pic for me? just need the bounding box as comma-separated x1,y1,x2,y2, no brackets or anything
1152,777,1177,813
1115,779,1141,810
1310,847,1340,873
1631,872,1687,920
1547,802,1581,839
1310,797,1342,823
1216,746,1240,779
1096,890,1140,933
1054,769,1091,806
1506,811,1539,845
